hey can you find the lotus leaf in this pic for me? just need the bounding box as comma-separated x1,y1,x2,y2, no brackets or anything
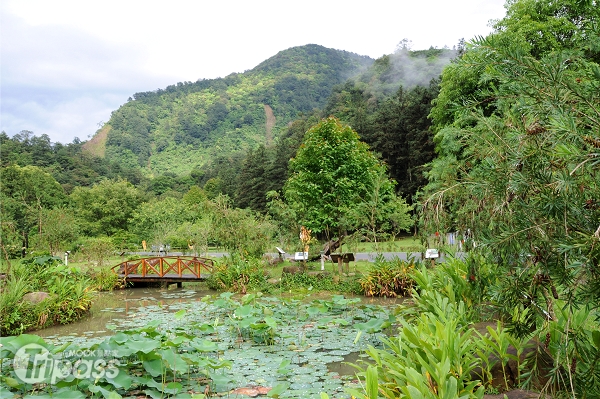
88,384,121,398
157,349,189,373
266,382,289,398
105,370,132,390
163,381,183,394
190,338,218,352
143,388,163,399
142,358,164,377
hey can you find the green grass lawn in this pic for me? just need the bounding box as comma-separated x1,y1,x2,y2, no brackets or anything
0,237,432,276
342,236,425,253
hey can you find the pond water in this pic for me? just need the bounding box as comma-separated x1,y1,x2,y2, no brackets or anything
30,287,403,398
37,287,216,340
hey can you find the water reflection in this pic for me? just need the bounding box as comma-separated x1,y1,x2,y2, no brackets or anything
37,286,215,339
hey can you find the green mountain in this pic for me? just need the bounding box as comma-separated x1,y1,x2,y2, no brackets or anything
85,44,374,176
84,44,456,184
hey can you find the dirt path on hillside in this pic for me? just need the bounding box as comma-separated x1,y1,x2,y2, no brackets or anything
264,104,276,145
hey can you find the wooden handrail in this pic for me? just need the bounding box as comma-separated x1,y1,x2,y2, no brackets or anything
112,256,213,278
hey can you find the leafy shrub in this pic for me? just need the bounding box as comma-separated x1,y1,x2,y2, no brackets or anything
76,236,116,268
359,256,417,297
0,256,95,336
350,259,522,398
206,255,270,293
349,309,487,399
87,267,123,291
0,275,31,335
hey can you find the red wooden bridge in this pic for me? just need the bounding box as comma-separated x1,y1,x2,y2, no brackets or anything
111,256,214,287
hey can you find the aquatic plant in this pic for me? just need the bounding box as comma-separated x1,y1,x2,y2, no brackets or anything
348,260,522,398
1,292,396,398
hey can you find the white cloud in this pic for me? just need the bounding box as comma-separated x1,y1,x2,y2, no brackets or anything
1,0,507,144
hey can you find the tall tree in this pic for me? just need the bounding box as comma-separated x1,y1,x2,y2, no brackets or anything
70,178,143,237
129,196,192,245
235,145,270,212
37,207,79,256
0,165,68,255
364,82,439,201
284,117,402,238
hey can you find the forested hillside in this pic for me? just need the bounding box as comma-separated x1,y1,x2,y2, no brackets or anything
3,2,600,396
87,43,454,183
90,45,373,175
197,46,455,209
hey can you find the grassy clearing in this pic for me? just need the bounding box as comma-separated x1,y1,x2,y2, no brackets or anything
342,236,425,253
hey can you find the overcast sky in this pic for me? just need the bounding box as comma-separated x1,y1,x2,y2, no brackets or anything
1,0,507,145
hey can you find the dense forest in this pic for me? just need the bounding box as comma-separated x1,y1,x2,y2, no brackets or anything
1,43,454,256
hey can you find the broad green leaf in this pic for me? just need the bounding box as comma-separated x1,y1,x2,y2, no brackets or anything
143,389,163,399
267,382,290,398
105,370,132,390
191,339,218,352
174,309,187,320
142,359,163,377
163,381,183,395
158,349,189,373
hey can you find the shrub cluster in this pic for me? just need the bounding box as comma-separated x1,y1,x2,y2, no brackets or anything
359,256,417,297
206,255,270,293
0,256,110,336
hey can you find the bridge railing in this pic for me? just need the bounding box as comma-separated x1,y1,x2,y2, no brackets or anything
111,256,214,278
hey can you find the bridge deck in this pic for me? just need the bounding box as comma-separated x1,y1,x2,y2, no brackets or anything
116,273,210,282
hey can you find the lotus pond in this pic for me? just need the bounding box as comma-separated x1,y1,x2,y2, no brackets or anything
1,288,401,398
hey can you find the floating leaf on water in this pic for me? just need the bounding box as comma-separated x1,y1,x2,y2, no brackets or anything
266,382,289,398
191,338,218,352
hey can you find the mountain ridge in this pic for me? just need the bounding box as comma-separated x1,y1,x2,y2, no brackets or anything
84,44,455,178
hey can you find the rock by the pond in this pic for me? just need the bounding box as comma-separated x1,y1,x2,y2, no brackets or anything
22,291,50,304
